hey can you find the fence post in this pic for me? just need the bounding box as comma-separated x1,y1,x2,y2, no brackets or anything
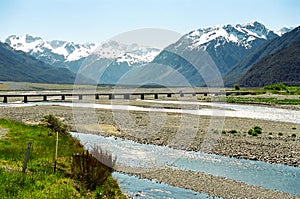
54,131,58,173
22,141,32,173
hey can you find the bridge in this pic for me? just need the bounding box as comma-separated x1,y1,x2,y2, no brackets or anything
0,91,257,103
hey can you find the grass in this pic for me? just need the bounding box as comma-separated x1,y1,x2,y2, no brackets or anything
0,118,125,198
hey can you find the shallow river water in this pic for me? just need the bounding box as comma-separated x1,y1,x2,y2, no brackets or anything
1,100,300,124
72,132,300,196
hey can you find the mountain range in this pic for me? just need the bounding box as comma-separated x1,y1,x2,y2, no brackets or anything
1,21,299,87
0,42,76,83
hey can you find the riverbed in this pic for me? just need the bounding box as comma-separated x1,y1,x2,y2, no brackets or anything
0,100,299,198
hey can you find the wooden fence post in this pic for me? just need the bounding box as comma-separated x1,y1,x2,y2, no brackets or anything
54,131,58,173
22,141,32,173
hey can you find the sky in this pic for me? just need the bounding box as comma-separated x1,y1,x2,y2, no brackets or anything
1,0,300,44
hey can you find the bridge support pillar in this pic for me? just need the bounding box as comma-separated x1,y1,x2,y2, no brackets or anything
3,96,7,103
109,94,115,100
24,96,28,103
124,94,130,100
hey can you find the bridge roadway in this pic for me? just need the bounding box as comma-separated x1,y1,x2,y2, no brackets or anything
0,91,257,103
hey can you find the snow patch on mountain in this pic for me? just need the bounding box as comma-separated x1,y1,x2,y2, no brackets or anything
275,27,294,36
184,21,277,50
5,34,96,62
93,40,160,65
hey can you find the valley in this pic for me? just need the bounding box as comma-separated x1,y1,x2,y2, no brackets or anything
0,87,299,198
1,19,300,198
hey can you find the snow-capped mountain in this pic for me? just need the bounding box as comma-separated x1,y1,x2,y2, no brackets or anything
150,21,278,86
171,21,278,54
5,35,161,76
92,40,160,65
4,21,292,86
275,27,294,36
83,40,161,84
184,21,276,50
5,34,96,66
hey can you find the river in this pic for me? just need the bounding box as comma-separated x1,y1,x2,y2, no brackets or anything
1,100,300,197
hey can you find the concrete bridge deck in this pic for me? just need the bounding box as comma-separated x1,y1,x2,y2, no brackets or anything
0,91,256,103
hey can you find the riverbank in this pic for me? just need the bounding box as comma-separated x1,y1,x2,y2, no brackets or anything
116,165,299,199
0,101,299,167
0,118,126,198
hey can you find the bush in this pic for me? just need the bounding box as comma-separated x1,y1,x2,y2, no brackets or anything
278,132,283,136
248,129,257,136
234,84,240,90
72,148,116,191
229,129,238,134
253,126,262,134
291,133,297,138
248,126,262,136
40,115,70,136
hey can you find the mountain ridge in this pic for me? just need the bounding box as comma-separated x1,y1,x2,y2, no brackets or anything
0,42,76,83
239,27,300,87
148,21,278,86
224,26,300,86
3,21,297,86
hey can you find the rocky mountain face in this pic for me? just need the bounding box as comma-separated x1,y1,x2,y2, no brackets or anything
0,42,76,83
225,26,300,86
76,40,161,84
5,34,96,72
5,36,161,84
239,27,300,87
4,22,297,87
150,21,278,86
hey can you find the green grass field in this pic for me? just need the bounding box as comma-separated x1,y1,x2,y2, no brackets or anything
0,118,125,198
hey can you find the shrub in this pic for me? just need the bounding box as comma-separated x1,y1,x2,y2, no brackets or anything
248,129,257,136
253,126,262,134
248,126,262,136
291,133,297,138
278,132,283,136
229,129,238,134
40,115,70,136
234,84,240,90
72,146,117,191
